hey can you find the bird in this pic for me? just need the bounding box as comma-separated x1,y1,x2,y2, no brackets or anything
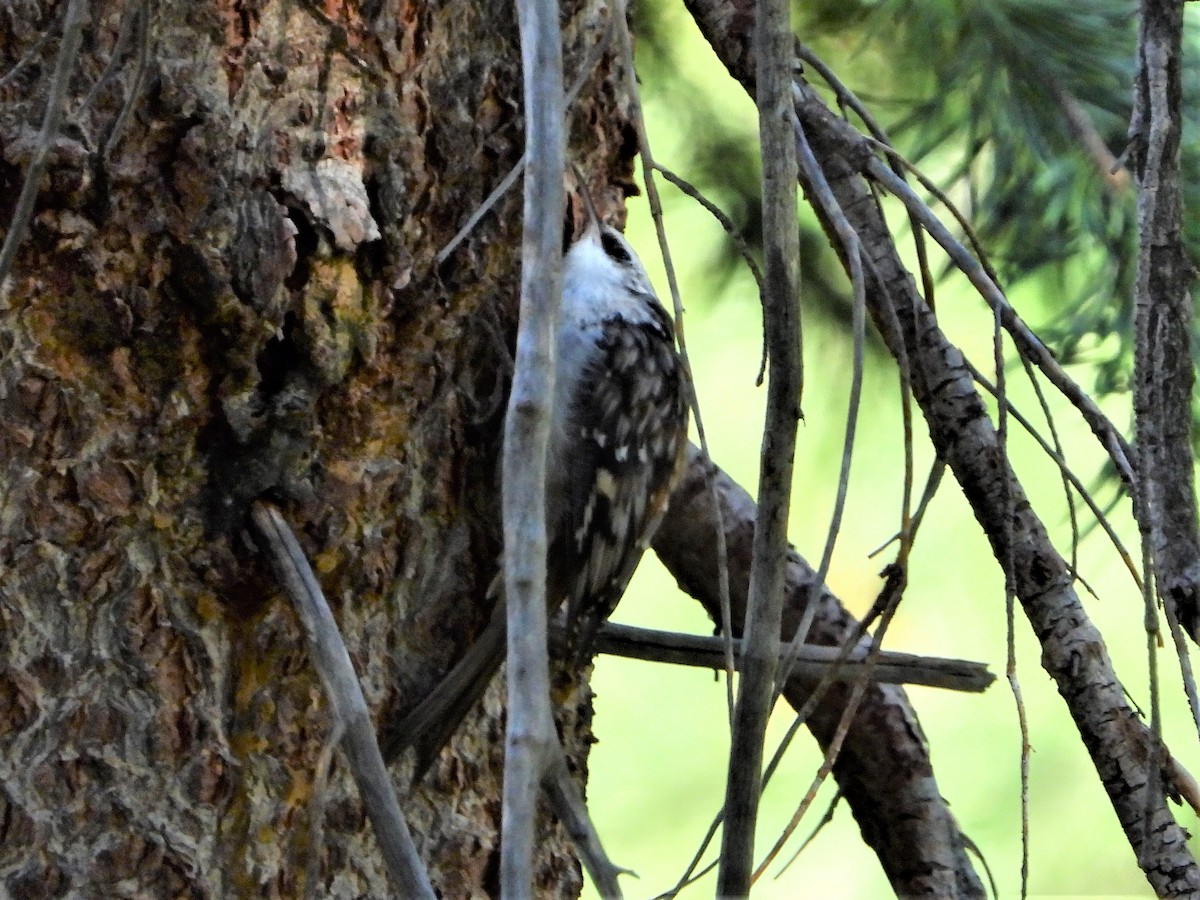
392,182,690,775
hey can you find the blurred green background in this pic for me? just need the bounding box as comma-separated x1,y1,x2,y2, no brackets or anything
581,0,1200,896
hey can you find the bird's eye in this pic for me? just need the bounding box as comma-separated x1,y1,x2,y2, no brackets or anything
600,231,632,264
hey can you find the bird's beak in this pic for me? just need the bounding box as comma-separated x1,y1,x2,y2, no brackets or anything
571,164,603,240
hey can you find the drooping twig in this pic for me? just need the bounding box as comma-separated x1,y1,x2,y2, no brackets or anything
652,162,765,292
503,0,567,889
610,8,738,723
779,104,866,668
250,502,435,899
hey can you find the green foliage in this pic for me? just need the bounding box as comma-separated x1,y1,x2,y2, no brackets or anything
638,0,1200,413
803,0,1200,413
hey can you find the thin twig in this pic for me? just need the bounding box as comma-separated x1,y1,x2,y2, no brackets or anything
583,621,994,692
752,575,905,882
0,4,66,90
610,6,738,722
100,1,151,160
869,460,946,559
1020,356,1083,580
994,292,1030,900
716,0,801,883
862,155,1137,490
1163,594,1200,747
436,154,527,266
652,162,765,291
779,104,865,667
1138,490,1164,872
0,0,89,305
860,136,1003,293
306,725,343,900
434,2,616,265
967,365,1142,591
773,789,841,878
541,747,628,896
250,502,434,899
503,0,567,888
75,0,140,120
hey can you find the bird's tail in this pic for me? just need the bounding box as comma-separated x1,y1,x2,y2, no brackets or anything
388,613,507,779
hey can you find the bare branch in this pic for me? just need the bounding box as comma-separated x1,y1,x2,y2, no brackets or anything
586,622,994,692
716,0,802,886
655,447,986,896
503,0,567,888
250,502,434,900
1131,0,1200,642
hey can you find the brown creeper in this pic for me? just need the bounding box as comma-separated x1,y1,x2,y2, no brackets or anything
392,190,689,772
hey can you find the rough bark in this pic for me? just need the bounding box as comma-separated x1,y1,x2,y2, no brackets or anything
682,0,1200,892
655,448,986,898
0,1,631,895
1130,0,1200,640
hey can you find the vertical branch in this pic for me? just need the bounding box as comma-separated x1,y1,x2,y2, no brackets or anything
1131,4,1190,867
1131,0,1200,638
716,0,801,888
503,0,565,890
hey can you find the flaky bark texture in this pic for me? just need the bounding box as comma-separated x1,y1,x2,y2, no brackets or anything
0,1,635,895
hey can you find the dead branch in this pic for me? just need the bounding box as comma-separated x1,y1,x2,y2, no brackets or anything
250,502,435,899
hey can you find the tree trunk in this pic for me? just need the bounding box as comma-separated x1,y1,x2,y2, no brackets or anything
0,1,629,894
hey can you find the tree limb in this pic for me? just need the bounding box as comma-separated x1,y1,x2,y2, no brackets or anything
654,447,986,897
1131,0,1200,641
250,502,435,900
